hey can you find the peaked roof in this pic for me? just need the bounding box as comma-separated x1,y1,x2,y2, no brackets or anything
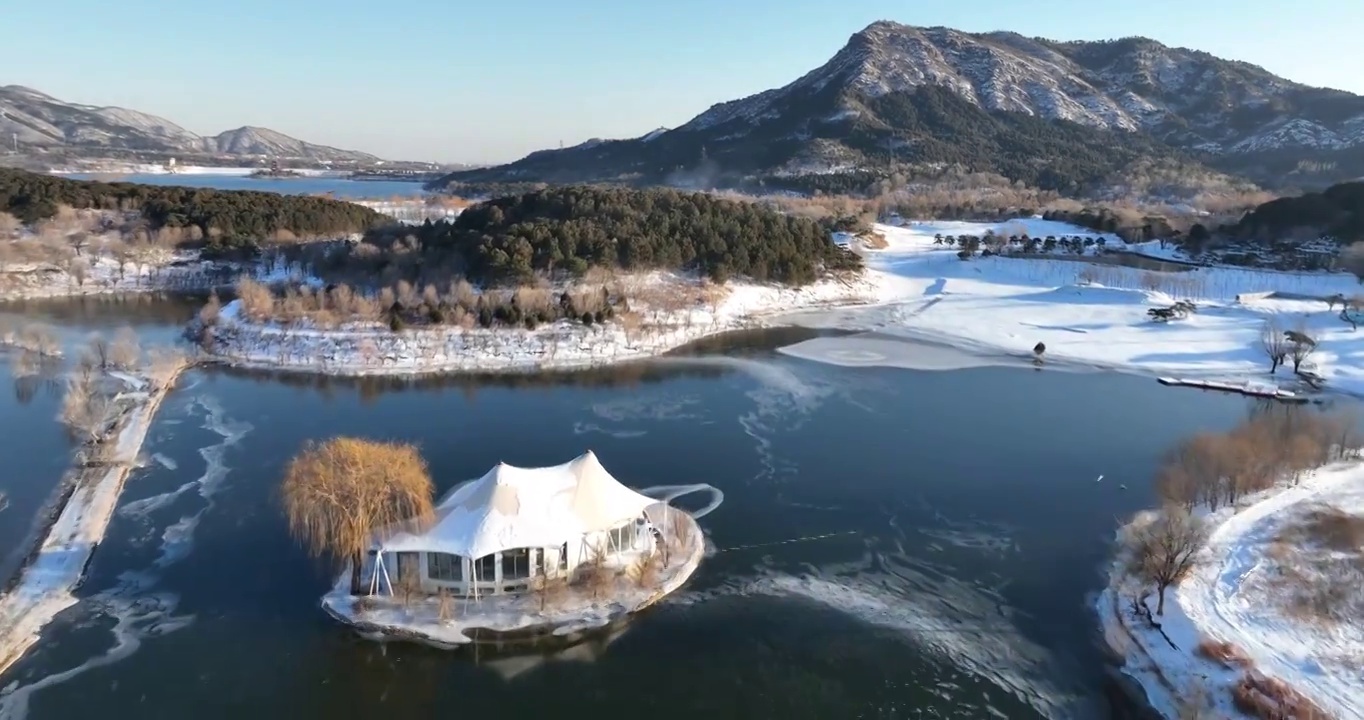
379,451,657,559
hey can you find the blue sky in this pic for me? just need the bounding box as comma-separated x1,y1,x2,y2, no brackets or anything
5,0,1358,163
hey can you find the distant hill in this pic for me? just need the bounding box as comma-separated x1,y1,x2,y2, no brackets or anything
437,21,1364,195
1230,181,1364,242
0,85,381,163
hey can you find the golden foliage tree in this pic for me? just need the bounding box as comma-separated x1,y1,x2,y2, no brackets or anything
280,437,434,594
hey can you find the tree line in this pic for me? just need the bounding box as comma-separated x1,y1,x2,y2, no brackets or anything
1230,181,1364,244
0,169,389,253
1120,405,1358,624
329,186,861,287
219,276,629,333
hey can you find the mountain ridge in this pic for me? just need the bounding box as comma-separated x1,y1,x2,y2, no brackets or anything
0,85,381,163
438,21,1364,194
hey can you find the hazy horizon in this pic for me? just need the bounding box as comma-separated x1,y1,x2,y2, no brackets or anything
5,0,1360,164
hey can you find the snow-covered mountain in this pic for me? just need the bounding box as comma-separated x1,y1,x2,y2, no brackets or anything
440,21,1364,192
0,85,379,163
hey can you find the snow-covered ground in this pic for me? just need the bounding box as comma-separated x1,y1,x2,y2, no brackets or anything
0,366,185,678
0,251,308,301
783,219,1364,396
204,271,883,375
1096,462,1364,720
349,199,460,224
205,216,1364,388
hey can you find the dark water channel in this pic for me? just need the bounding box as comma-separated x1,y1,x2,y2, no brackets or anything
0,296,1311,719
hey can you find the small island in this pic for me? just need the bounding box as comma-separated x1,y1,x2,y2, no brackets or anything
194,186,873,374
280,440,706,647
247,161,305,179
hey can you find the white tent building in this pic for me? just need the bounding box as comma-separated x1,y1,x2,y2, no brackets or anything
369,451,666,597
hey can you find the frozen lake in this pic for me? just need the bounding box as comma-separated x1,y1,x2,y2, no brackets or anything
0,297,1328,719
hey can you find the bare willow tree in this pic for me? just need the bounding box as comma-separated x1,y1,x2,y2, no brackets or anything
1259,319,1289,374
87,332,110,369
1286,321,1316,374
1125,507,1209,616
60,362,110,443
108,327,142,370
15,323,60,357
280,437,435,595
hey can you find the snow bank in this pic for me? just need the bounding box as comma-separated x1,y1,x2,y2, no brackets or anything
0,252,309,302
1096,463,1364,719
0,367,185,678
204,272,883,376
786,219,1364,396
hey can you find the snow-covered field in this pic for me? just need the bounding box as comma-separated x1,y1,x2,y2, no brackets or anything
1096,463,1364,719
205,216,1364,391
0,367,183,678
783,219,1364,396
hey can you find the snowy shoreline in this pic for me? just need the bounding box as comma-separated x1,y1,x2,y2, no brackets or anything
321,510,707,648
0,365,187,678
1095,464,1364,720
201,274,884,377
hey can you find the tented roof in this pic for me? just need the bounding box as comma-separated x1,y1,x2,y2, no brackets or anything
379,451,656,559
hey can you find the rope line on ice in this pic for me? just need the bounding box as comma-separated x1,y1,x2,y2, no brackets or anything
716,530,859,553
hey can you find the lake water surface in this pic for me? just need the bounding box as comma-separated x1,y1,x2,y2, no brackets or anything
61,174,426,199
0,299,1301,719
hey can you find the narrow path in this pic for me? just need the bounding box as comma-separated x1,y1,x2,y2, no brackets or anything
1178,467,1364,720
0,366,186,679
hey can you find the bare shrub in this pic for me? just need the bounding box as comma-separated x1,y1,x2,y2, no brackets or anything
86,333,110,369
1124,507,1208,615
1296,506,1364,551
627,551,663,590
859,231,888,250
236,277,275,321
67,257,90,287
397,562,423,609
1232,671,1333,720
1268,505,1364,626
436,588,454,622
198,292,222,326
280,438,435,594
60,369,109,442
529,573,569,612
1195,637,1251,668
15,323,60,357
107,327,141,370
578,543,616,600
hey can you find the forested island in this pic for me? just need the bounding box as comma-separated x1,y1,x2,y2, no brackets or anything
196,186,873,375
222,186,863,333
